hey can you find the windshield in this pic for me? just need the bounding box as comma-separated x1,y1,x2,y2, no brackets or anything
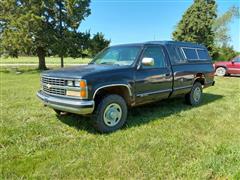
91,46,142,66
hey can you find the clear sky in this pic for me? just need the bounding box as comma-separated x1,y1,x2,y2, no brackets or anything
79,0,240,51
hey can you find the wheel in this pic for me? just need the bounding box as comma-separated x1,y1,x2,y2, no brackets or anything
185,82,203,106
215,67,226,76
91,94,128,133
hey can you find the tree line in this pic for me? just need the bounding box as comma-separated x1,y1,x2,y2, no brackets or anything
0,0,110,69
172,0,239,61
0,0,239,70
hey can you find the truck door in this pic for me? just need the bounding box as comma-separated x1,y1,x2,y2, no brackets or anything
134,45,173,104
228,56,240,74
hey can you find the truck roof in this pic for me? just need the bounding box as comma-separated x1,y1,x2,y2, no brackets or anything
146,41,205,48
112,41,206,49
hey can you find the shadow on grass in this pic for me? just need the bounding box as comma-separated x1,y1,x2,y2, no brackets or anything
57,93,223,133
126,93,223,128
57,113,97,133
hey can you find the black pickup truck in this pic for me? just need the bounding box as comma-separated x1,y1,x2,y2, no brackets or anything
37,41,215,133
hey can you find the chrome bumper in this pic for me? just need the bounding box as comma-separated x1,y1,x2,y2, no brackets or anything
37,90,94,115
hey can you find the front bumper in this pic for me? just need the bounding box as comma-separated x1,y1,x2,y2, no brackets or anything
37,90,94,115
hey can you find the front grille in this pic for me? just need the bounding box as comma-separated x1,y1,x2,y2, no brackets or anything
42,76,66,96
42,85,66,95
42,76,65,86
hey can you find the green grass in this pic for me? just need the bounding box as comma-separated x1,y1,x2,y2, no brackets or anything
0,56,91,65
1,67,240,179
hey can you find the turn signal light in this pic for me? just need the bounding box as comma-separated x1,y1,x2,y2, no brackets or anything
80,89,87,98
66,80,87,99
80,80,87,88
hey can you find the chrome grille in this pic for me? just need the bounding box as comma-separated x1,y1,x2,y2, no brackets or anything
42,85,66,96
42,76,65,86
41,76,66,96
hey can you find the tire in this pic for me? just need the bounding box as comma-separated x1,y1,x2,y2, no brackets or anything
215,67,226,76
91,94,128,133
185,82,203,106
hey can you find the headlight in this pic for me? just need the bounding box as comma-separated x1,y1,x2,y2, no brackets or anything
74,80,80,87
67,80,74,86
66,79,88,99
67,80,87,87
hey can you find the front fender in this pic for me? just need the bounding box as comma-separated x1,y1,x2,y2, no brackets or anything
91,82,133,99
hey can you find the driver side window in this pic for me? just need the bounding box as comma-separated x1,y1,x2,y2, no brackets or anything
142,46,166,68
233,57,240,62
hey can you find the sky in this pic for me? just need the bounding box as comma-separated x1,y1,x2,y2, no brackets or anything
79,0,240,51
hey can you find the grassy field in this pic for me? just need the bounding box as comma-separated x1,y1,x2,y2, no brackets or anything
0,56,91,65
1,66,240,179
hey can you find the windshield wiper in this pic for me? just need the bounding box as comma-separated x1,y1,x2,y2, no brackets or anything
99,62,112,65
99,62,120,66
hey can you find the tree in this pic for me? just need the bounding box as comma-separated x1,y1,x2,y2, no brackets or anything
211,6,239,61
0,0,91,70
213,6,240,47
212,45,238,62
172,0,217,54
89,32,110,57
65,31,91,58
56,31,110,58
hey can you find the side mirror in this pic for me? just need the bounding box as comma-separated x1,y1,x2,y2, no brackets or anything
142,57,154,66
231,60,235,64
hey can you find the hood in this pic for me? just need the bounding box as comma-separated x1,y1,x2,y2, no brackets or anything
42,64,123,79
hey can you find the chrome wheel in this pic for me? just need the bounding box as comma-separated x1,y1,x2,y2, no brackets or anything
103,103,122,127
216,67,226,76
193,87,201,102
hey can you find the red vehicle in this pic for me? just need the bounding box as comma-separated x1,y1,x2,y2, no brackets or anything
214,56,240,76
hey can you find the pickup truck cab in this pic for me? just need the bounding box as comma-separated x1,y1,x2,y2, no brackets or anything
37,41,215,133
214,56,240,76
